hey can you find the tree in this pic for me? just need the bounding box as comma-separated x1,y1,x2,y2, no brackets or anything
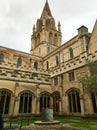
81,60,97,94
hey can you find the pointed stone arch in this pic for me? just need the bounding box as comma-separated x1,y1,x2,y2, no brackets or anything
40,92,51,112
52,91,60,113
66,88,81,113
19,90,34,114
0,89,12,115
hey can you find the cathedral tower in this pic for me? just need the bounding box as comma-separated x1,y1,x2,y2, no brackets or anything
30,0,62,57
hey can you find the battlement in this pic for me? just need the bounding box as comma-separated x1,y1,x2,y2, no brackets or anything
0,62,51,85
50,51,97,77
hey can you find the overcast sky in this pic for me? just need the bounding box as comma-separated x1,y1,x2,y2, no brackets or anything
0,0,97,53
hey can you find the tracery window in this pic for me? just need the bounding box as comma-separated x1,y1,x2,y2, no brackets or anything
0,53,4,64
19,92,32,113
52,92,60,113
68,90,81,113
0,89,11,114
40,93,50,112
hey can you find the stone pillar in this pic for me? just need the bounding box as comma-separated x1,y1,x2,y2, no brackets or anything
80,95,85,116
50,96,53,109
9,96,14,115
59,100,62,114
64,95,69,114
35,97,40,114
14,97,20,115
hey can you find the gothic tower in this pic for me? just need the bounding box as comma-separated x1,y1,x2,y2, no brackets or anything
30,0,62,57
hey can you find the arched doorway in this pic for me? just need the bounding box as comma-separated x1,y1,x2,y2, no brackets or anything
40,93,50,112
0,89,11,114
68,89,81,113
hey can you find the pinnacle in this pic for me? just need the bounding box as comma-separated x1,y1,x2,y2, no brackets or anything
40,0,52,19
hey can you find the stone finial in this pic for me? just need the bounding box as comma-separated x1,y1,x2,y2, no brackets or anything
58,21,61,32
33,24,35,33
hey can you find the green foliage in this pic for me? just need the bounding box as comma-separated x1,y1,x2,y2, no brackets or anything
81,60,97,94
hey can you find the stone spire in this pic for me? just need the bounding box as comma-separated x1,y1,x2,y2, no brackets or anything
40,0,52,19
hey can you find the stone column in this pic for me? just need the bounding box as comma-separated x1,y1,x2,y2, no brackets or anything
65,95,69,114
36,101,40,114
50,96,53,109
80,95,85,116
14,97,20,115
9,96,14,115
32,96,35,114
59,100,62,114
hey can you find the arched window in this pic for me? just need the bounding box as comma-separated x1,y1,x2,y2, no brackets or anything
54,34,58,45
17,57,22,67
46,61,49,70
34,61,38,70
91,93,97,113
49,32,53,44
37,34,40,45
0,54,4,64
56,55,60,65
19,92,32,113
69,48,74,59
52,92,60,113
68,90,81,113
40,93,50,112
0,89,11,114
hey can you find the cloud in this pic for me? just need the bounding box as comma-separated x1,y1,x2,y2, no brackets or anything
0,0,97,52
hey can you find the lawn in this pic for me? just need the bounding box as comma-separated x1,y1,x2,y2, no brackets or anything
59,119,97,130
5,118,97,130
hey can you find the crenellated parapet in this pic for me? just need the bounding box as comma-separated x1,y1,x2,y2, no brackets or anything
50,50,97,77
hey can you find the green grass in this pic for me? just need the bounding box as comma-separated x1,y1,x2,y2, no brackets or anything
5,118,97,130
59,119,97,130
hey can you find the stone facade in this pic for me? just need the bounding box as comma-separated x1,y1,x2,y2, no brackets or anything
0,0,97,117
